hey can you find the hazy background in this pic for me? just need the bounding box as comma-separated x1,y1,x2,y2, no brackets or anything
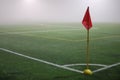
0,0,120,24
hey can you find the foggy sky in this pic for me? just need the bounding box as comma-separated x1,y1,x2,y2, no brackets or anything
0,0,120,24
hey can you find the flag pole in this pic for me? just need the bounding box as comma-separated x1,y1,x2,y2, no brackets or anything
82,6,93,75
86,30,90,69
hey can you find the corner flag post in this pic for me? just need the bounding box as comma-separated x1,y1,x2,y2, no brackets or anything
86,29,90,69
82,6,92,70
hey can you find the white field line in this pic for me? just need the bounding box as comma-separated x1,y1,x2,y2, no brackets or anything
40,24,98,29
0,48,83,74
93,62,120,73
0,29,81,34
0,27,97,35
0,48,120,74
63,63,107,67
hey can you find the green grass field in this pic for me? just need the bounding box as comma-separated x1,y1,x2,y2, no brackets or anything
0,23,120,80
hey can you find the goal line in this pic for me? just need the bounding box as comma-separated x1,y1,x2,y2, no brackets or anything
0,48,120,74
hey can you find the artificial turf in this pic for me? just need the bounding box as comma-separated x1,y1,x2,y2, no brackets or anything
0,23,120,80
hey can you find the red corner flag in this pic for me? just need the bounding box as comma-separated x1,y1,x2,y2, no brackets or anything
82,7,92,30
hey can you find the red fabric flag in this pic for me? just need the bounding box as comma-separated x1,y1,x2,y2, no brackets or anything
82,7,92,30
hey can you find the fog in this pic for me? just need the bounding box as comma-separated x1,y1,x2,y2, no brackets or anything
0,0,120,24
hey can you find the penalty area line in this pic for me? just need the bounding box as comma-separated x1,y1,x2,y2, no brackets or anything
0,29,81,35
0,48,83,74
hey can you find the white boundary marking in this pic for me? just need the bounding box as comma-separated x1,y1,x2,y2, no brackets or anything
0,27,97,35
63,63,107,67
0,48,83,73
0,48,120,74
0,29,81,34
93,63,120,73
